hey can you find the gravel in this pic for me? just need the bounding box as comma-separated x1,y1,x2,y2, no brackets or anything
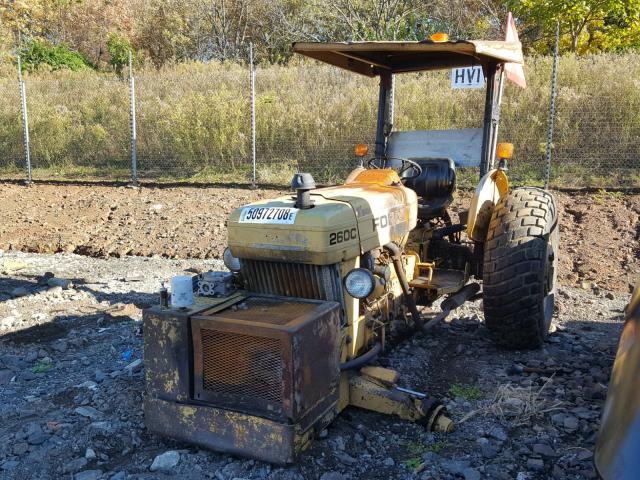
0,250,629,479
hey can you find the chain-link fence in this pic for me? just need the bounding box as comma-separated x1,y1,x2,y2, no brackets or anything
1,53,638,189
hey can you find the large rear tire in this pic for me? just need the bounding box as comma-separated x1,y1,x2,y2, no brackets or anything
483,187,559,349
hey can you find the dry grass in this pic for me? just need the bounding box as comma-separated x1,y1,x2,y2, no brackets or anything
459,377,564,426
1,54,639,186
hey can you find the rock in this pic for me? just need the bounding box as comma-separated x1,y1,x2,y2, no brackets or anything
441,460,471,475
575,450,594,461
563,415,579,431
577,468,597,479
124,359,143,373
109,472,126,480
382,457,395,466
1,460,19,471
76,381,98,390
47,277,73,289
552,465,565,479
150,450,180,473
20,370,38,381
27,430,49,445
551,412,566,427
488,426,508,441
51,339,68,353
95,370,106,383
85,448,97,460
0,369,14,384
533,443,556,457
334,451,357,465
88,421,112,433
463,467,481,480
63,457,88,474
37,272,55,285
25,423,48,445
319,473,346,480
75,406,103,420
12,442,29,455
74,470,103,480
25,350,38,362
11,287,29,298
480,442,500,459
331,435,346,451
526,458,545,471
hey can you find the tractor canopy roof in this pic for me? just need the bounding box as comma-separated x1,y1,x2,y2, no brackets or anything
292,40,523,77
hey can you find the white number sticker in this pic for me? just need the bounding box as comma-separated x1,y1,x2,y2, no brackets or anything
239,207,298,224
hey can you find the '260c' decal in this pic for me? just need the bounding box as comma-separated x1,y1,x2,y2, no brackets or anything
329,228,357,245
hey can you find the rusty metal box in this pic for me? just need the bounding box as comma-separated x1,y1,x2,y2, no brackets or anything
143,306,195,403
191,295,341,425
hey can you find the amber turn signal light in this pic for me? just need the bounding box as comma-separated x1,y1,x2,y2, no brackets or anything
430,32,449,42
497,142,514,159
354,143,369,157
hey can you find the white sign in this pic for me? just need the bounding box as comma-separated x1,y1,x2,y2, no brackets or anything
451,66,485,89
239,206,298,224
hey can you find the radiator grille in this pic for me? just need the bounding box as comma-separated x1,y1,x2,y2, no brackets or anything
200,329,283,404
241,259,343,304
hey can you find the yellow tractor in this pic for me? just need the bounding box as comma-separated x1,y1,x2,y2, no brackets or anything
143,36,559,464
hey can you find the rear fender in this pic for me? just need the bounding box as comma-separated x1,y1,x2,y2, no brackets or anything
466,169,509,243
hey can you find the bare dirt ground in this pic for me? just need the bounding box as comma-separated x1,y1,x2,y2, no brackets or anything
1,183,638,294
0,182,638,480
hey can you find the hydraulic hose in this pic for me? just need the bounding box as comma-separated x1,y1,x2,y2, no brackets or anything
340,342,382,371
383,242,424,330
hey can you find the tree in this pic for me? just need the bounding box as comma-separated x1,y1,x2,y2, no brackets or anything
509,0,640,54
106,32,132,74
19,38,92,71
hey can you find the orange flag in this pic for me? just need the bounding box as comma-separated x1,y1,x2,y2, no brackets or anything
504,12,527,88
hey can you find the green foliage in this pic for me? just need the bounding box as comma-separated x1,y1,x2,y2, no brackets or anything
19,39,92,72
32,359,53,373
107,33,133,75
449,383,483,400
509,0,640,54
403,441,426,468
401,440,448,469
428,442,447,454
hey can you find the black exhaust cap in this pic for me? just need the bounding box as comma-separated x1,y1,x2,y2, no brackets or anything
291,173,316,209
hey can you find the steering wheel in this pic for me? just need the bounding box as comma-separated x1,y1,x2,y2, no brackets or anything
366,156,423,181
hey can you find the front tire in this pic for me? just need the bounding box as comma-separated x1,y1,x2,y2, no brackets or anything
482,187,559,349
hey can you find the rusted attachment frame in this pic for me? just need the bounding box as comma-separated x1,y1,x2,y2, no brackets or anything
347,366,454,433
144,395,337,464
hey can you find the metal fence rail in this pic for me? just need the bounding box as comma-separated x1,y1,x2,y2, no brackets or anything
1,51,639,189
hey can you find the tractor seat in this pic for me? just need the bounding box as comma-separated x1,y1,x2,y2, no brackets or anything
400,158,456,219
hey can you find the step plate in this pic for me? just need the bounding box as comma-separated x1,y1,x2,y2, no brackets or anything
410,269,466,295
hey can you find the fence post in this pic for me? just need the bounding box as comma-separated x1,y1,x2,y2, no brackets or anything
128,51,138,186
249,42,257,188
17,56,32,184
544,21,560,189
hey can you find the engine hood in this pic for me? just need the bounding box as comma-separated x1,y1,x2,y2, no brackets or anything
227,180,417,265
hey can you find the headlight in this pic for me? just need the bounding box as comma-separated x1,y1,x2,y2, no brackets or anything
344,268,374,299
223,247,241,272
